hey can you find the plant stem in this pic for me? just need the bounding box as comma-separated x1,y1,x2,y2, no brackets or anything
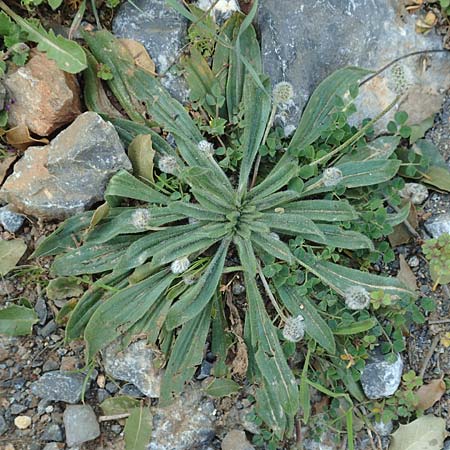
257,261,288,321
91,0,101,29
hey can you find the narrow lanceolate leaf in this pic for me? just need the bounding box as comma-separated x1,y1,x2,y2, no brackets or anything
303,160,401,196
302,224,374,250
0,305,38,336
32,211,94,257
334,318,377,335
105,170,169,206
128,134,155,183
66,270,130,342
160,302,212,406
283,199,358,222
338,136,400,163
165,239,230,329
238,74,272,196
0,1,87,73
204,378,241,397
170,201,225,222
251,232,295,265
123,406,152,450
277,285,336,354
0,239,27,276
296,251,415,299
245,274,299,437
260,212,325,239
249,159,299,200
234,235,257,275
251,190,302,212
288,67,372,152
386,202,411,227
85,270,175,360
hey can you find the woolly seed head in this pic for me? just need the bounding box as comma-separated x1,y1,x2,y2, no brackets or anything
322,167,343,187
198,140,214,155
182,274,197,286
131,208,151,229
158,155,178,175
399,183,428,205
282,315,305,342
344,286,371,310
273,82,294,105
170,257,190,274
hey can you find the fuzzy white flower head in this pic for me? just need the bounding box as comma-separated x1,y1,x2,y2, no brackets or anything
170,257,190,274
282,315,305,342
158,155,178,175
344,286,371,310
182,274,196,286
399,183,429,205
322,167,343,187
269,232,280,241
273,82,294,105
198,140,214,155
131,208,151,229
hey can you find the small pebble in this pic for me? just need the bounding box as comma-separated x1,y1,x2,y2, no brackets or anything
408,256,419,268
0,205,25,233
14,415,31,429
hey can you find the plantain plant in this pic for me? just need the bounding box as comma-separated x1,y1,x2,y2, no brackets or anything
34,2,415,445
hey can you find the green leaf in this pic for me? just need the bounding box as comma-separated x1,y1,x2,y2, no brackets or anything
300,344,312,424
334,318,377,335
84,270,175,360
259,212,325,239
0,2,87,73
234,235,257,275
251,190,301,212
124,406,152,450
386,202,411,227
297,252,415,299
100,396,140,415
303,224,374,250
284,199,358,221
165,239,230,329
47,0,63,10
338,136,400,163
128,134,155,183
0,305,38,336
210,293,231,377
237,74,272,195
251,232,295,265
277,285,336,354
204,378,240,397
170,201,225,222
288,67,372,152
409,115,434,144
160,301,212,405
0,238,27,276
46,277,84,300
423,166,450,192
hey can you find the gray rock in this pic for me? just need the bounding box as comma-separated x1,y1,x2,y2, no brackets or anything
258,1,450,132
0,205,25,232
0,414,7,435
42,358,60,373
10,403,27,415
0,81,6,111
197,360,213,380
119,383,144,398
38,320,57,338
0,112,131,219
35,295,48,326
63,405,100,447
221,430,254,450
112,0,189,101
424,213,450,238
31,371,87,404
43,444,61,450
361,352,403,399
103,340,161,398
42,423,64,442
148,385,216,450
105,381,119,394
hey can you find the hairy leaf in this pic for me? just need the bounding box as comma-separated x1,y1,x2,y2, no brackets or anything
284,199,358,221
0,305,38,336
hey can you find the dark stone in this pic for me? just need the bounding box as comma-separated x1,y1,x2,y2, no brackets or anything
42,423,64,442
31,371,87,404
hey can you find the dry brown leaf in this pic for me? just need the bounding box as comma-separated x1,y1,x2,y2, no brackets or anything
0,156,16,185
415,378,446,410
4,125,49,151
388,202,418,247
119,39,156,75
397,254,418,291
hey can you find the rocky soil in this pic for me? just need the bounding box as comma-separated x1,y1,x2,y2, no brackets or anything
0,1,449,450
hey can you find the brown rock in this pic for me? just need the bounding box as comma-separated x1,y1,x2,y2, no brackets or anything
5,52,81,136
222,430,254,450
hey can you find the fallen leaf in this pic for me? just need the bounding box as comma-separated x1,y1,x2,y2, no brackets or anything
124,405,152,450
100,396,140,416
0,305,38,336
0,155,16,185
128,134,155,182
389,415,446,450
397,254,417,291
119,39,156,75
389,203,418,246
46,276,85,300
415,378,446,410
423,166,450,192
4,125,49,151
0,238,27,275
204,378,240,397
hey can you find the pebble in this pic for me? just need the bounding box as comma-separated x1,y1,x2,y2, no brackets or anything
221,430,254,450
408,256,420,268
42,423,64,442
31,371,87,404
10,403,27,415
38,320,58,338
0,414,7,435
43,444,61,450
0,205,25,233
105,381,119,394
424,213,450,238
63,405,100,447
361,352,403,399
35,296,48,326
14,415,32,429
42,358,60,373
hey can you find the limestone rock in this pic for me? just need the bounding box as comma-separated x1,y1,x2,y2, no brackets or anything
425,213,450,238
149,386,216,450
103,340,161,398
5,52,81,136
222,430,254,450
112,0,189,101
0,112,131,219
63,405,100,447
258,1,450,132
